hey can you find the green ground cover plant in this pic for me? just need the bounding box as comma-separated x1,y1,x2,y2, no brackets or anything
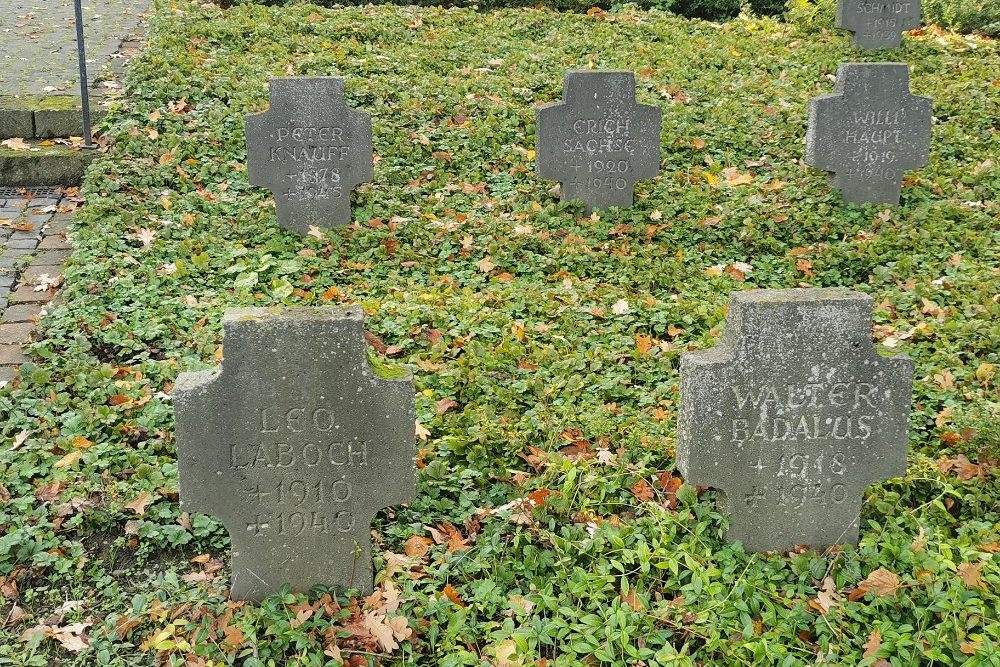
1,1,998,665
225,0,787,22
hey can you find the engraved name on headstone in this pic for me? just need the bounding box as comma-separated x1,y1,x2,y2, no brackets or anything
677,288,913,553
245,77,373,235
837,0,920,49
807,63,931,205
536,70,661,214
174,307,414,601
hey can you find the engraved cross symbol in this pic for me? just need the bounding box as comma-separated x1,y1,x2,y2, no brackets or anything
536,70,661,214
174,307,414,601
677,289,913,553
745,487,766,508
807,63,931,205
245,77,374,235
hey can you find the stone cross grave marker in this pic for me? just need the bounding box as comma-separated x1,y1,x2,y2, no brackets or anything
837,0,920,49
245,77,373,235
536,70,661,214
174,307,414,601
807,63,931,205
677,288,913,553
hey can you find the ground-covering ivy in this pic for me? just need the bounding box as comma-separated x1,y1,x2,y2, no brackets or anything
0,2,998,665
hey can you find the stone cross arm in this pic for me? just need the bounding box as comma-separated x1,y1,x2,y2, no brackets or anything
677,289,913,552
837,0,921,49
536,70,661,213
245,77,373,234
174,307,414,600
806,63,931,205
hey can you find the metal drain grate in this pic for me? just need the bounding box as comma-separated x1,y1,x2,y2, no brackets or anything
0,186,64,198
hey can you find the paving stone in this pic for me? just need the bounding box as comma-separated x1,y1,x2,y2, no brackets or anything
0,151,97,187
32,249,71,265
1,247,36,258
0,323,34,345
43,215,73,234
2,303,44,323
21,265,60,284
8,285,52,304
0,365,17,384
0,109,34,140
245,77,374,235
0,344,28,365
37,235,71,250
11,229,42,241
5,238,39,250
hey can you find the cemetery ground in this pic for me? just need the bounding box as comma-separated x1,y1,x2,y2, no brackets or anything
1,0,999,664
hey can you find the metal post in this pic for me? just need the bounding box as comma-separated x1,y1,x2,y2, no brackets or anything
73,0,95,148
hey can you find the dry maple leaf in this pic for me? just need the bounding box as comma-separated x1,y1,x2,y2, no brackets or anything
809,576,838,614
404,535,433,558
441,583,465,607
54,624,91,653
11,430,29,450
620,588,644,611
53,450,82,468
635,334,654,355
476,256,496,273
957,562,986,590
857,568,900,597
124,491,154,516
2,138,31,151
135,228,156,249
722,166,753,186
415,420,430,441
611,299,630,315
630,479,655,502
863,628,882,659
435,397,458,415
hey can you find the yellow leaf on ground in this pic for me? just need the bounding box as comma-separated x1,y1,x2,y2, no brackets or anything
723,166,753,186
53,451,83,468
2,138,31,151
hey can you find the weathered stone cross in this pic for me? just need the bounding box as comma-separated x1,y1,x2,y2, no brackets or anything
536,70,661,214
174,307,415,601
677,289,913,553
837,0,920,49
807,63,931,205
245,77,373,235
